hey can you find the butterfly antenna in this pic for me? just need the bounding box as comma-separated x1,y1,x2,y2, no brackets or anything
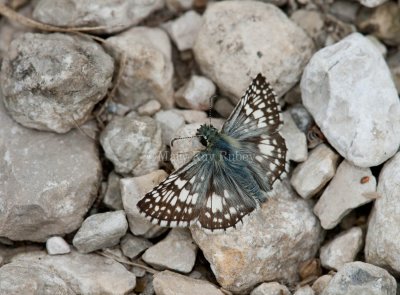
170,135,202,147
209,94,217,126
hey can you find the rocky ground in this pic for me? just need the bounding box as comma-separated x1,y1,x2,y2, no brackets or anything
0,0,399,294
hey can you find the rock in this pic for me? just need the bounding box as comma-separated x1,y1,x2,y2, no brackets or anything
153,270,224,295
154,110,186,145
0,250,136,294
190,181,323,293
120,234,152,259
166,0,193,12
32,0,163,34
174,109,208,124
312,275,332,295
121,170,169,238
281,111,308,162
0,100,101,242
322,262,396,295
365,152,400,275
175,75,216,111
366,34,387,56
294,286,315,295
388,50,400,94
314,160,376,229
163,10,203,51
46,237,70,255
329,1,360,23
106,27,174,109
291,144,340,199
138,99,161,116
320,227,363,271
100,115,162,175
193,1,314,104
0,33,114,133
142,229,197,273
288,104,314,133
301,33,400,167
356,0,389,7
214,97,235,118
291,9,326,48
299,259,322,281
102,171,123,210
250,282,291,295
72,210,128,253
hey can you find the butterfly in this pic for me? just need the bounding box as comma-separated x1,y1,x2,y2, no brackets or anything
137,73,287,231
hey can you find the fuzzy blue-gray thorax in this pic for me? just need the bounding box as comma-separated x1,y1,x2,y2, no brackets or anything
196,124,220,147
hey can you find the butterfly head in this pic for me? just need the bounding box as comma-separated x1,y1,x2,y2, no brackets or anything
196,124,219,147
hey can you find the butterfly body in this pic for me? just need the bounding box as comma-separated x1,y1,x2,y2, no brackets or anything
137,74,287,231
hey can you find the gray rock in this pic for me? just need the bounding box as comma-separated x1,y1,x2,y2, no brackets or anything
155,110,186,146
281,111,308,162
190,181,323,293
142,229,197,273
388,50,400,94
0,33,114,133
291,9,326,48
153,270,224,295
166,0,193,12
0,250,136,294
163,10,203,51
320,227,363,271
138,99,161,116
102,171,123,210
193,1,314,104
0,100,101,242
291,144,341,199
312,275,333,295
366,34,388,57
329,1,360,23
106,27,174,109
46,237,70,255
314,160,376,229
120,233,152,259
121,170,169,238
214,97,235,118
100,115,162,176
174,109,208,124
321,262,396,295
250,282,291,295
288,104,314,133
72,210,128,253
294,286,315,295
301,33,400,167
365,152,400,275
175,75,216,111
33,0,163,34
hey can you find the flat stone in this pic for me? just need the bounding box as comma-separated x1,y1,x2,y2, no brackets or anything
365,152,400,275
121,170,169,238
301,32,400,167
0,32,113,133
163,10,203,51
320,227,363,271
153,270,224,295
190,181,323,293
46,237,70,255
250,282,291,295
175,75,216,111
322,262,396,295
100,115,162,176
137,100,162,116
314,160,376,229
72,210,128,253
155,110,186,145
0,100,101,242
142,229,197,273
294,286,315,295
102,171,123,210
193,1,314,104
0,250,136,294
291,144,341,199
106,27,174,108
33,0,163,34
120,233,152,259
281,111,308,162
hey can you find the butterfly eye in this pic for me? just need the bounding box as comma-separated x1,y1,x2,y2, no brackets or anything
200,137,208,147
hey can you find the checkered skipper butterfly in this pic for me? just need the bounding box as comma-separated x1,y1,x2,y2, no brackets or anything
137,74,287,231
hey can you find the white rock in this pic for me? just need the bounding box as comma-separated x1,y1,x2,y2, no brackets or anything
46,237,70,255
322,262,396,295
281,111,308,162
163,10,203,51
356,0,388,8
291,144,341,199
121,170,169,238
33,0,163,34
320,227,363,271
120,234,152,259
250,282,290,295
314,160,376,229
294,286,315,295
142,229,197,273
365,152,400,274
301,33,400,167
102,171,123,210
174,109,208,123
137,99,161,116
106,27,174,108
175,75,216,111
366,34,387,57
153,270,224,295
155,110,186,145
193,1,314,104
72,210,128,253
